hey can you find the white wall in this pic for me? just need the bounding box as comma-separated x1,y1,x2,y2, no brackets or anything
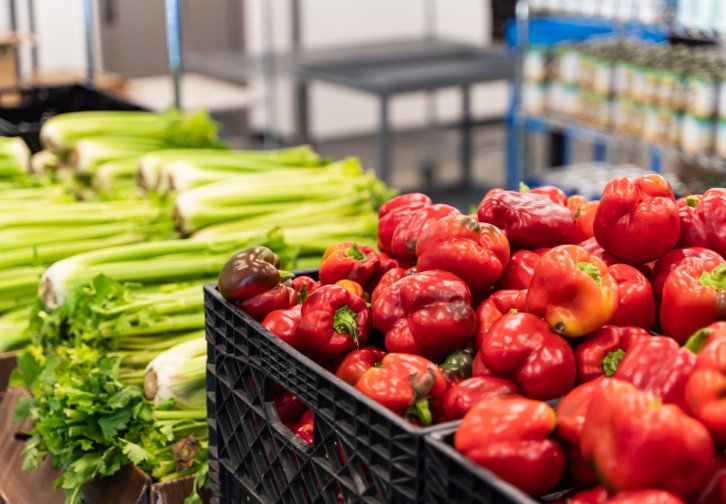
0,0,98,78
246,0,508,139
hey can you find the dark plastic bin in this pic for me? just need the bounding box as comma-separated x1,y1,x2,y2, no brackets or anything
424,429,572,504
204,280,453,504
0,85,146,152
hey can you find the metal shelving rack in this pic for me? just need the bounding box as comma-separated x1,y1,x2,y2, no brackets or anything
506,0,726,190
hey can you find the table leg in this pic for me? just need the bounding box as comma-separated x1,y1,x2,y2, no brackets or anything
378,95,391,185
460,84,473,187
295,80,311,146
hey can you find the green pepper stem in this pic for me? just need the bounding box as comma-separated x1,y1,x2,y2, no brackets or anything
519,182,530,193
344,243,366,262
684,328,712,353
602,349,625,377
333,305,359,346
405,397,433,427
577,261,603,286
279,270,294,282
698,263,726,290
686,195,700,208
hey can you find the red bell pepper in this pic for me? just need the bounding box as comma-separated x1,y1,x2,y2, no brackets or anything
568,195,600,242
475,312,576,400
415,215,510,295
292,275,319,304
319,241,380,289
261,304,304,350
477,189,577,250
575,325,651,383
274,390,307,424
494,249,543,290
612,336,696,412
389,204,460,263
372,270,477,361
334,346,387,386
652,247,724,299
579,237,624,267
593,174,680,265
438,349,475,387
355,353,447,426
556,377,610,486
454,396,565,496
684,322,726,446
440,375,518,421
569,487,685,504
370,251,400,287
473,289,527,350
377,193,432,255
522,184,568,206
218,245,293,302
238,283,294,321
692,454,726,504
581,379,713,496
297,284,372,363
660,257,726,343
676,189,726,258
370,267,408,305
292,409,314,445
526,245,619,338
608,263,655,329
334,279,366,299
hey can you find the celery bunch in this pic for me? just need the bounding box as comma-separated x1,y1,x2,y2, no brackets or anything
0,137,30,178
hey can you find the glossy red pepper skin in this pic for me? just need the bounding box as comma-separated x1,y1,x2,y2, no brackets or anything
319,241,380,289
416,216,510,295
296,285,372,363
377,193,432,255
528,185,568,206
613,337,696,412
581,379,713,497
685,322,726,446
593,174,680,265
692,453,726,504
579,237,625,267
475,312,576,400
651,247,724,299
575,325,651,383
568,195,600,242
274,390,307,424
355,353,446,426
219,246,290,302
370,267,408,305
569,487,685,504
556,378,610,486
292,276,320,304
440,376,518,421
334,346,387,386
473,289,527,350
608,264,655,329
372,270,477,361
494,249,542,290
676,190,726,257
455,396,565,496
390,204,460,263
526,245,619,338
477,189,577,250
660,258,726,343
261,304,304,350
238,283,293,321
292,409,314,445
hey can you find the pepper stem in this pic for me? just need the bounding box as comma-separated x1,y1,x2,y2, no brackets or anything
296,284,309,304
602,349,625,377
519,182,530,193
405,397,433,427
684,328,712,353
333,305,359,346
279,270,295,282
686,195,700,208
344,243,366,262
577,261,603,286
574,205,582,219
698,263,726,290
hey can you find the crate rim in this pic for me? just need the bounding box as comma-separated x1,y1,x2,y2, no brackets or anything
204,282,458,436
425,427,540,504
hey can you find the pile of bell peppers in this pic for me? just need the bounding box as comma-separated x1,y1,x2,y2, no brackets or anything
218,173,726,502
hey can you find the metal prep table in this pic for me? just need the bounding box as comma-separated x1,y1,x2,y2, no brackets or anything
289,39,515,185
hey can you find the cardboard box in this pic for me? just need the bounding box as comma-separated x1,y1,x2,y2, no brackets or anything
0,34,19,90
0,354,209,504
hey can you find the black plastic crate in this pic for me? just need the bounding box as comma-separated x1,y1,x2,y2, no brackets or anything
424,429,573,504
0,85,146,152
204,281,453,503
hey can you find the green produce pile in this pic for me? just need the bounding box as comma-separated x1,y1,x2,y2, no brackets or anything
0,110,392,503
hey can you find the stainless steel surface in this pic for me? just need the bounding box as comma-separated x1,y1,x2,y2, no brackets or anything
83,0,95,87
164,0,182,109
